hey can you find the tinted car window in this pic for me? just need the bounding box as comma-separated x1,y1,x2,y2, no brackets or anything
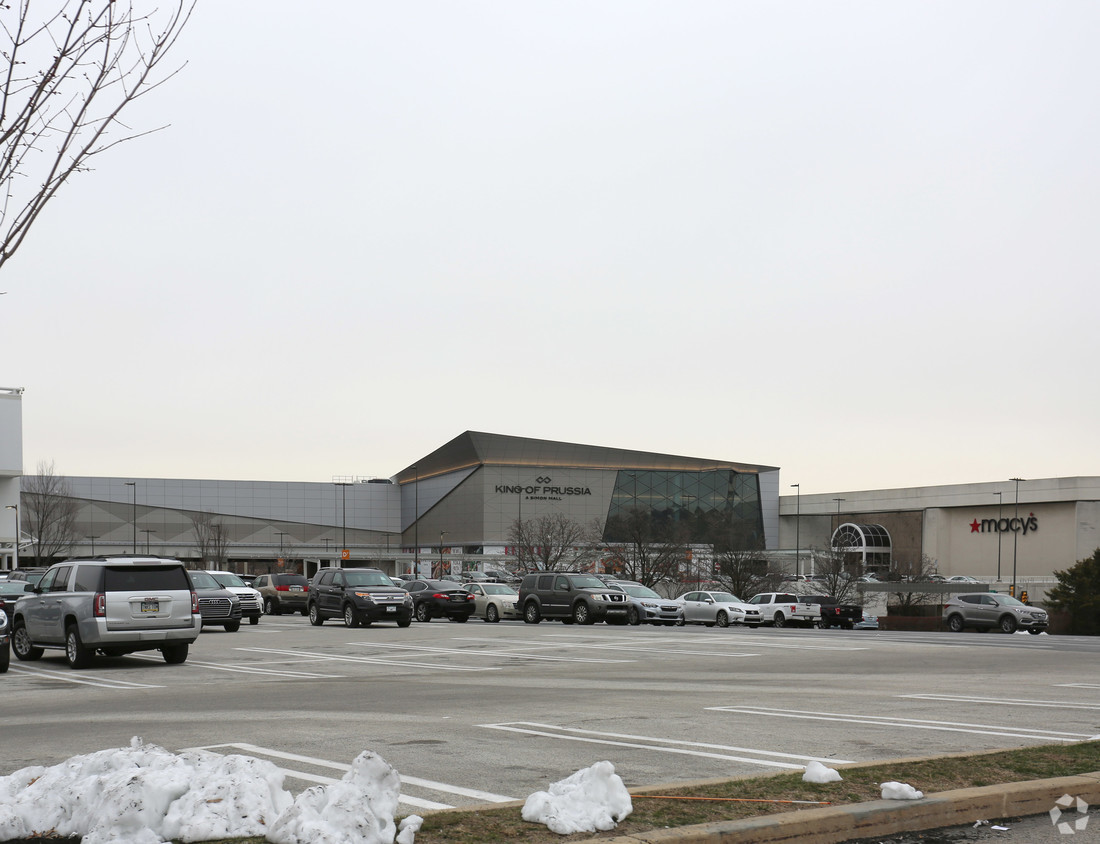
73,566,101,592
47,567,72,592
36,568,58,592
254,576,268,587
274,575,308,586
104,566,190,591
314,570,334,586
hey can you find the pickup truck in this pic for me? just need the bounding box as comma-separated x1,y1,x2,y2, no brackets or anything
801,594,863,630
747,592,819,628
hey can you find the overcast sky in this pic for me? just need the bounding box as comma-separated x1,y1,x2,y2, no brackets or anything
4,1,1098,495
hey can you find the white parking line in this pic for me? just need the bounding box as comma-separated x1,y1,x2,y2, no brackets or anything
478,722,851,770
130,652,345,679
452,635,758,658
186,742,516,809
707,706,1094,742
1057,683,1100,689
900,693,1100,710
236,646,500,672
5,664,164,689
354,641,635,663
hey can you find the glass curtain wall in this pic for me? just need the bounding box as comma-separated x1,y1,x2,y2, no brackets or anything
603,469,764,548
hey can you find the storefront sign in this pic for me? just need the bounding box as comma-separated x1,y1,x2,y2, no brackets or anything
970,514,1038,535
495,476,592,502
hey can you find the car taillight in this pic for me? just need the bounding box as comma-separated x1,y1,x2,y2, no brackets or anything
94,593,106,617
275,585,289,591
432,592,448,599
191,591,199,613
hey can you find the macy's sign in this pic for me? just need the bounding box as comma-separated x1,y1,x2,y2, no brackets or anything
970,514,1038,535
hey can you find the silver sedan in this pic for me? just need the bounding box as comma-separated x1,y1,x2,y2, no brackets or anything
464,583,521,623
677,590,762,628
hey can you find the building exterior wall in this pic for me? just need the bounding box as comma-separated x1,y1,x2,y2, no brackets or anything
0,387,23,570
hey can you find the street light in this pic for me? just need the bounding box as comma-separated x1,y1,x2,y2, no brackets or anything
993,491,1003,581
4,504,16,571
335,482,351,556
125,482,136,553
413,466,419,576
790,484,800,577
1010,477,1024,596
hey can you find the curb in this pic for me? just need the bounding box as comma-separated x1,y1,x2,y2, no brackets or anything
575,771,1100,844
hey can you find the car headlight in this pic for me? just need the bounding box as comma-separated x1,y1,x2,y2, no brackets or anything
641,601,658,608
403,595,413,606
352,592,376,603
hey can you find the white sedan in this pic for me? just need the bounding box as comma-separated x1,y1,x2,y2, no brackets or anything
676,590,762,628
463,583,521,623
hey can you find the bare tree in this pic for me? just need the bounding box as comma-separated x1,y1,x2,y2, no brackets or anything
885,553,942,613
0,0,195,272
189,511,229,566
807,547,861,603
711,547,781,601
508,514,600,572
21,459,80,563
600,508,689,588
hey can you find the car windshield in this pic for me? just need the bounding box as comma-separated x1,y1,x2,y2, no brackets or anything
620,584,660,599
211,573,246,588
710,592,741,604
999,596,1027,607
426,580,461,590
481,584,517,596
345,572,395,587
188,571,221,589
567,575,607,589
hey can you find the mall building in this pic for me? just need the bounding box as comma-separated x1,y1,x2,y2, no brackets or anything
2,390,1098,585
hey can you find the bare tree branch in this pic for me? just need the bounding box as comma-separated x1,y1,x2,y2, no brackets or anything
0,0,195,272
21,459,79,563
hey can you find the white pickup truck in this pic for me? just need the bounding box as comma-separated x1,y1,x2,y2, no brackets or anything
747,592,820,628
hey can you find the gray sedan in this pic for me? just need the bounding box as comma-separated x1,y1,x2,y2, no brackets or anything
607,581,682,626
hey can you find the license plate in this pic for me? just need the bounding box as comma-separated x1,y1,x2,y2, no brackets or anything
386,606,396,613
141,600,159,613
289,585,303,591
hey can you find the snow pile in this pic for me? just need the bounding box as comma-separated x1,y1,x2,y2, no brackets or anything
802,761,842,783
522,761,633,835
0,738,419,844
880,781,924,800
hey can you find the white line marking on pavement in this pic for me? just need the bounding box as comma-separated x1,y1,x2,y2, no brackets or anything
130,653,344,679
478,722,848,770
236,646,500,671
452,636,758,658
900,694,1100,710
1056,683,1100,689
186,743,516,807
5,664,164,689
707,706,1094,742
354,641,634,663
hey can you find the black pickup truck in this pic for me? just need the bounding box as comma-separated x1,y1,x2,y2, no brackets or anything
802,594,863,630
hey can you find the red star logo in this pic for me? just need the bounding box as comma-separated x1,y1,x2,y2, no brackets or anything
970,519,981,533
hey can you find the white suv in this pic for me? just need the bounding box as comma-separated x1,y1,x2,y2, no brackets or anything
11,556,201,668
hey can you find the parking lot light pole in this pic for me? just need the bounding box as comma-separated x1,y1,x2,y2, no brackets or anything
1010,478,1024,596
125,482,136,553
994,491,1003,581
790,484,800,577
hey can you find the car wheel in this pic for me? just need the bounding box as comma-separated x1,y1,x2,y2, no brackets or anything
249,616,260,625
947,614,965,633
415,603,431,623
675,617,685,627
65,625,93,669
223,620,241,633
12,621,43,661
486,604,500,624
716,611,729,628
1027,628,1041,635
397,617,412,628
264,597,280,616
772,612,786,628
573,602,592,625
627,606,640,626
309,603,324,626
162,643,189,665
344,604,360,628
450,615,469,623
1000,614,1018,634
300,607,309,617
819,617,830,629
523,602,541,624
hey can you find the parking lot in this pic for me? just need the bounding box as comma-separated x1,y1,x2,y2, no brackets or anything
4,618,1099,812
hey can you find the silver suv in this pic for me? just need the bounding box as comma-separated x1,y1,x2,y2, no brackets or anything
942,592,1049,634
10,556,201,668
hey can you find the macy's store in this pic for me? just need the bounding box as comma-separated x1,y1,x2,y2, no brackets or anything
778,477,1100,588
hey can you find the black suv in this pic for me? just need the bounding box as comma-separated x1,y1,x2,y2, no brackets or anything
519,572,629,625
308,568,413,628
